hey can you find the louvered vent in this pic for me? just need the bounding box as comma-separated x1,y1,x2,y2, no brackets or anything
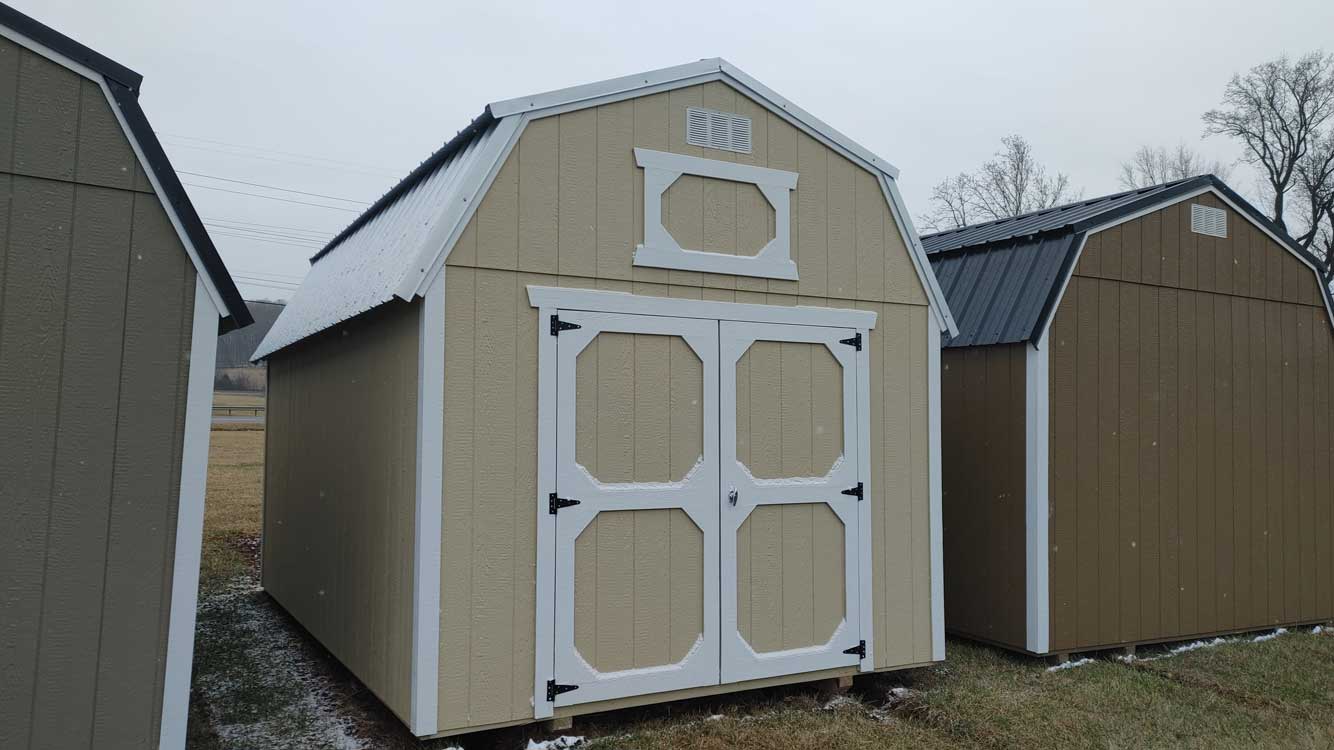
1190,204,1227,238
685,107,752,154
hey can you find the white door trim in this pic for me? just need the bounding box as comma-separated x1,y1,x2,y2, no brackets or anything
158,276,219,750
718,321,865,682
550,311,721,707
527,286,877,330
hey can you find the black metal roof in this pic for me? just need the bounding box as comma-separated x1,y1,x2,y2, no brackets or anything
0,2,252,330
923,175,1333,348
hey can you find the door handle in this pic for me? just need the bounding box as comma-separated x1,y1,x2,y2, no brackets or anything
727,488,738,506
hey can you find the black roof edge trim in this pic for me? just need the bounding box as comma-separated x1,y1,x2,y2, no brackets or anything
309,107,498,264
0,2,142,92
107,80,252,329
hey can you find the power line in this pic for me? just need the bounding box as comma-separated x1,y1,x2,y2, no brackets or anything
157,131,403,175
202,216,333,238
204,223,329,246
209,230,329,249
232,278,301,293
233,267,306,282
160,138,402,178
178,170,370,204
182,182,362,213
232,270,301,285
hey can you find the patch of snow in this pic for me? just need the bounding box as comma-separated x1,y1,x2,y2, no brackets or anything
1314,625,1325,635
821,695,861,711
1046,657,1095,672
705,714,725,721
1167,637,1228,656
193,578,364,750
1252,628,1287,642
526,736,584,750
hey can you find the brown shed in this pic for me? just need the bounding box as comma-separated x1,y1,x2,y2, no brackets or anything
0,5,251,749
925,175,1334,656
253,60,958,738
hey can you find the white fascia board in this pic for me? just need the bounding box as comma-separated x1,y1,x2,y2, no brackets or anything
490,58,903,182
526,285,878,329
1024,333,1051,654
410,268,444,736
927,312,945,662
0,25,229,319
878,175,959,338
158,277,219,750
397,114,527,301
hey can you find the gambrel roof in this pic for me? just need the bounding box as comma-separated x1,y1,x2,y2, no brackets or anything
923,175,1334,349
0,3,252,329
253,59,957,359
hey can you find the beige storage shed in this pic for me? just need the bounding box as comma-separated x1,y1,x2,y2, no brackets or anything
254,59,957,738
0,5,252,749
925,176,1334,658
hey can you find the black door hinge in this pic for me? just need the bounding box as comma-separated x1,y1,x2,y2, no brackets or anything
839,333,862,351
550,315,582,336
843,640,866,659
548,492,581,515
841,482,864,500
547,679,579,701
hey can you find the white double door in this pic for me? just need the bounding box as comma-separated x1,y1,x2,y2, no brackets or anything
550,310,865,707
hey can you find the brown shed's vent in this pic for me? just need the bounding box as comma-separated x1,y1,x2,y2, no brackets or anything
1190,203,1227,238
686,107,752,154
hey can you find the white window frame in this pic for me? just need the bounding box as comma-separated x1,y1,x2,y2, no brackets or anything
634,148,799,280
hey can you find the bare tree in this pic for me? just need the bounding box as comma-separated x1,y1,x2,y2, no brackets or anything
1202,52,1334,235
920,135,1081,231
1293,128,1334,272
1119,143,1233,189
919,173,973,233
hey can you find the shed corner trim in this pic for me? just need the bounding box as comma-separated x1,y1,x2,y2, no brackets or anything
1024,333,1051,655
410,269,445,736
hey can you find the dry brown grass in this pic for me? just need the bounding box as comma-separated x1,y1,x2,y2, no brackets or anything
192,430,1334,749
213,390,266,408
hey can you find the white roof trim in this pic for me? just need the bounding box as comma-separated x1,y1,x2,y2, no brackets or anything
0,24,229,319
490,58,901,180
1035,184,1334,345
879,175,959,337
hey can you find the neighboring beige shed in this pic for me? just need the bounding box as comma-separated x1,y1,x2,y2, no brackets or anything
255,59,956,738
0,5,252,749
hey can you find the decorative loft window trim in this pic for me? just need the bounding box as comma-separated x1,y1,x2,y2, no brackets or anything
633,147,799,280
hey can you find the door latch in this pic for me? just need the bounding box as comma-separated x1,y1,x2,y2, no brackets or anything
727,488,739,506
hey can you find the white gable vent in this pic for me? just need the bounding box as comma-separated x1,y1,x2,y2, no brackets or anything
686,107,752,154
1190,204,1227,238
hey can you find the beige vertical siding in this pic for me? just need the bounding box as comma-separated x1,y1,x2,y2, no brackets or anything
440,265,933,730
940,343,1028,651
0,37,195,750
263,300,420,721
1047,196,1334,653
448,81,925,307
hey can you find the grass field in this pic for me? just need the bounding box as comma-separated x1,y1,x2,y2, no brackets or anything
213,390,266,409
190,429,1334,749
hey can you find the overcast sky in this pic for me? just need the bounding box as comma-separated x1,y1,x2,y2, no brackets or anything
20,0,1334,301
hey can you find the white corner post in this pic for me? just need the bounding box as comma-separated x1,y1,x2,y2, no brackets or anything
927,313,945,662
1024,334,1051,654
411,268,445,735
158,276,220,750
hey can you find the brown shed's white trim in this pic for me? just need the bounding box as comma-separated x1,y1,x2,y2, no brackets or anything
159,277,221,750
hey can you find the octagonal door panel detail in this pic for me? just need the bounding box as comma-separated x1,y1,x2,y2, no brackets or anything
720,321,863,683
552,310,720,706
